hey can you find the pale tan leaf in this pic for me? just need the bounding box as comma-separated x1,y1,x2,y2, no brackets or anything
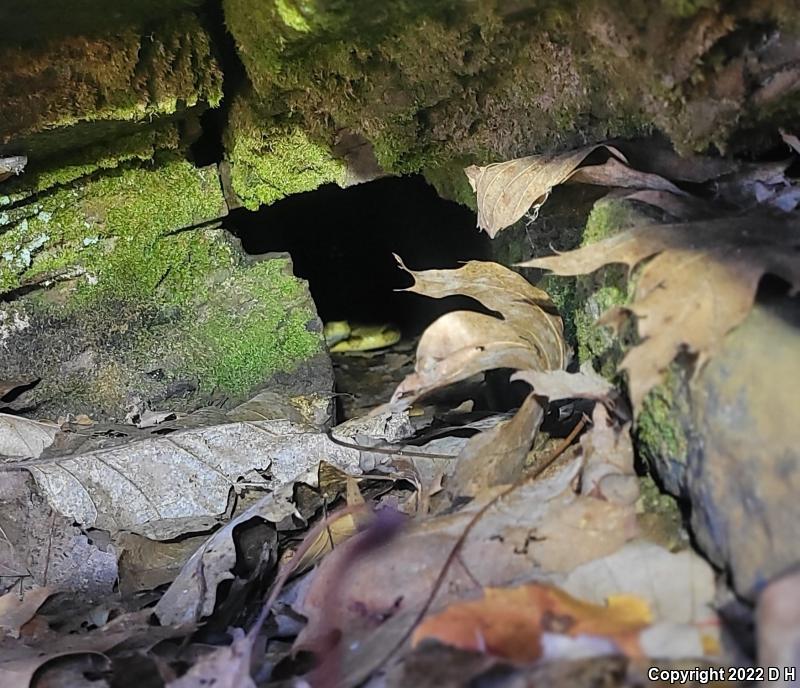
521,216,800,409
570,157,686,196
0,413,59,458
388,261,568,410
563,541,716,626
389,312,543,410
0,156,27,183
605,188,714,220
511,363,614,404
579,405,638,506
167,628,256,688
290,476,368,573
780,129,800,155
396,257,567,369
23,419,364,539
465,145,626,237
620,247,761,408
447,393,543,498
295,457,637,653
155,486,295,626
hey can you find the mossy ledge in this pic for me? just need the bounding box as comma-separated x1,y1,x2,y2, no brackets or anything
220,0,800,209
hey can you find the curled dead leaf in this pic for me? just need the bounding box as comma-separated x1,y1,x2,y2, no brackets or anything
447,393,543,498
389,260,567,409
511,363,615,405
465,145,627,237
0,413,59,458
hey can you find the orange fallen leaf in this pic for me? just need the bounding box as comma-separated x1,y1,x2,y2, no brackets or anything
412,583,651,663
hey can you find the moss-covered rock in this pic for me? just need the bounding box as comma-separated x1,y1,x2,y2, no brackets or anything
0,159,328,420
531,188,800,600
219,0,800,208
0,13,222,165
225,96,347,209
687,295,800,598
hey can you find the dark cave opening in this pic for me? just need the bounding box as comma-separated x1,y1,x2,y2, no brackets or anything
225,175,492,336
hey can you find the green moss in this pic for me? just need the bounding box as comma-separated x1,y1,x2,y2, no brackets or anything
226,98,347,209
2,126,181,203
275,0,312,32
635,472,685,550
574,284,628,377
422,158,478,209
636,367,691,464
186,258,322,395
1,158,325,417
1,0,204,44
0,157,227,299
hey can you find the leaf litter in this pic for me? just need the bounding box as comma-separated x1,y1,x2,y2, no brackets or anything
1,138,793,686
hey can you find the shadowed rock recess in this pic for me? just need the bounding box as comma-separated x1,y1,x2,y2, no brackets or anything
1,0,799,599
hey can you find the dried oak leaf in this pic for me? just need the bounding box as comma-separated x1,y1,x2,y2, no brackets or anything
520,216,800,409
411,582,651,662
0,587,51,639
389,260,567,409
465,145,681,237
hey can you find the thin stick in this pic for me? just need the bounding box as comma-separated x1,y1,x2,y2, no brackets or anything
325,429,458,460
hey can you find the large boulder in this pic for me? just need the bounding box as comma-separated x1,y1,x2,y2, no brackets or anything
535,193,800,601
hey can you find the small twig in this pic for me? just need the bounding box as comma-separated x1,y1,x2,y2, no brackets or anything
325,429,458,460
378,414,589,666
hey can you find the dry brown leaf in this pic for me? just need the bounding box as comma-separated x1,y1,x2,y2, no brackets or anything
0,156,27,184
411,582,651,662
780,129,800,155
570,156,686,196
20,419,364,540
295,456,638,653
389,261,567,409
465,145,626,236
447,393,543,498
605,188,715,220
0,587,51,639
167,628,256,688
155,486,295,626
290,476,368,573
511,363,615,404
579,405,638,506
389,312,542,409
396,258,567,366
0,379,35,400
0,609,171,687
562,541,717,628
520,217,800,409
0,414,59,458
